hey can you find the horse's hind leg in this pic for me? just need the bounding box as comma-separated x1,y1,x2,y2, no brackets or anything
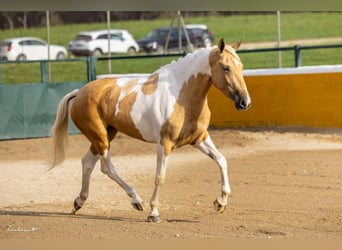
73,103,144,212
99,149,144,211
94,126,144,211
72,146,99,214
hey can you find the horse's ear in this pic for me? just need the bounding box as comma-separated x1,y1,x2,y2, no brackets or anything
231,38,243,51
218,38,225,53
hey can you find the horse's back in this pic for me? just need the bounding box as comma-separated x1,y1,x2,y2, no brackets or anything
70,77,163,142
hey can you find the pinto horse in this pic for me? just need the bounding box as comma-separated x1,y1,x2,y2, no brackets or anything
49,38,251,222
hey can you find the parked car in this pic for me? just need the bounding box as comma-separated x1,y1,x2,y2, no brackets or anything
137,24,214,53
68,29,139,56
0,37,67,61
185,24,214,48
137,26,193,53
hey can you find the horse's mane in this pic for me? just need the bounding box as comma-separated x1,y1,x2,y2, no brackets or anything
154,47,212,74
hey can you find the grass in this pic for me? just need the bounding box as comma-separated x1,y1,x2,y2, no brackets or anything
0,12,341,84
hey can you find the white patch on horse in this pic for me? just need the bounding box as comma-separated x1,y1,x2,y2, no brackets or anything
130,48,213,142
114,77,148,116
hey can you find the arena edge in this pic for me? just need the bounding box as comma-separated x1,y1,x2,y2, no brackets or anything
208,65,342,128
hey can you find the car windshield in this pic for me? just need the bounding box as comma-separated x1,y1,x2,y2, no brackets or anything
146,29,169,39
75,35,92,41
190,28,204,36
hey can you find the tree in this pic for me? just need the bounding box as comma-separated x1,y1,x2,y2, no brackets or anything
17,12,28,29
3,12,15,30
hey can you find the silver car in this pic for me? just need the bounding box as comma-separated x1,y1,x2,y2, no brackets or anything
68,29,140,56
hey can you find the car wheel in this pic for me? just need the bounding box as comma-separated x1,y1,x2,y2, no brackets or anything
92,49,102,57
127,47,136,54
56,52,66,60
16,54,27,61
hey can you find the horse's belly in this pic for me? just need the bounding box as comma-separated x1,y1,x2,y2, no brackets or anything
110,107,161,143
130,109,164,143
109,101,166,143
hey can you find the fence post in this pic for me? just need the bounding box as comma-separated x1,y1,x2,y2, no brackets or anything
294,45,302,67
87,56,97,82
0,61,2,84
40,61,47,83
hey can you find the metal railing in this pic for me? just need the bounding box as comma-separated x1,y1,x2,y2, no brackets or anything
238,43,342,67
0,52,187,84
0,57,93,84
0,44,341,84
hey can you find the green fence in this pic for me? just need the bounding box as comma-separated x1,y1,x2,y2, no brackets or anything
0,81,84,140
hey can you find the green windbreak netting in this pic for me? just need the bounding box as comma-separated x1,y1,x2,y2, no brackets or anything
0,82,85,140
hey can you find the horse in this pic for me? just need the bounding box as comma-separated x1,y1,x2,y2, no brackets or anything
49,38,251,222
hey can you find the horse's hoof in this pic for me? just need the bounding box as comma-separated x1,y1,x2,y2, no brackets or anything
73,199,82,213
147,215,162,223
132,202,144,211
213,199,226,213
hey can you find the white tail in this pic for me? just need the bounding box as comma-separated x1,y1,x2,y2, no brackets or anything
48,89,79,169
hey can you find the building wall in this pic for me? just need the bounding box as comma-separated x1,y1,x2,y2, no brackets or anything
208,66,342,128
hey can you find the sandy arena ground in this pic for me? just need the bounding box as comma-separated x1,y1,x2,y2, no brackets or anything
0,128,341,239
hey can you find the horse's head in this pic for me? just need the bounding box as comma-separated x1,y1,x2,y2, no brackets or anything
209,38,251,111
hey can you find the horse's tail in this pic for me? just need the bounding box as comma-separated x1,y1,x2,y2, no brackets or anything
48,89,79,169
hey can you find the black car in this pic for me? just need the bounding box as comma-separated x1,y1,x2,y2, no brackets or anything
137,27,192,53
137,24,214,53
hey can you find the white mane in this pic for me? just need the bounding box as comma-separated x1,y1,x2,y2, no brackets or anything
155,47,213,79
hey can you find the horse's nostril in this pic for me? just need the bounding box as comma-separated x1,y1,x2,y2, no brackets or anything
240,99,246,108
236,96,251,110
239,99,248,109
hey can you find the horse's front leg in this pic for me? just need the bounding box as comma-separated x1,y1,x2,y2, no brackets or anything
148,143,170,222
193,134,231,213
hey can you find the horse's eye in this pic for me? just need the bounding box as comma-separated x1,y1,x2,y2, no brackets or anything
223,66,230,73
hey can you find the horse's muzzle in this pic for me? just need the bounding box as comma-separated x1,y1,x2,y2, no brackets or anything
235,94,251,111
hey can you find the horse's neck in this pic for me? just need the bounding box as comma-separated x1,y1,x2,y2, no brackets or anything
157,48,212,93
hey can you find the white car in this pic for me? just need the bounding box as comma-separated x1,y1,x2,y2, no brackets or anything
68,29,140,56
0,37,67,61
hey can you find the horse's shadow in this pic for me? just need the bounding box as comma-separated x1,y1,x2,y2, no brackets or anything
0,209,137,222
0,210,200,223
